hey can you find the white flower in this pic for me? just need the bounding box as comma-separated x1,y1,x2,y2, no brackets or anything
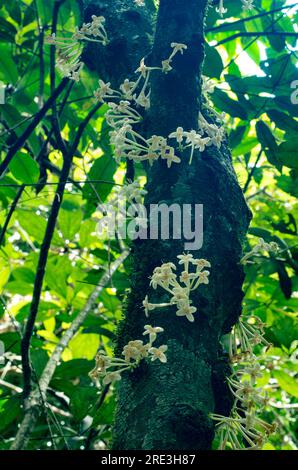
136,58,149,77
148,135,167,152
169,127,185,144
94,79,114,102
122,340,148,362
191,258,211,271
149,345,168,363
120,79,136,99
170,42,188,55
177,253,194,265
197,270,210,285
241,0,254,11
103,371,122,385
216,0,227,16
179,270,196,285
143,324,164,344
161,59,173,73
185,131,210,150
162,262,177,270
143,151,159,166
161,146,181,168
151,265,177,289
176,303,197,322
171,286,189,303
202,75,215,95
89,352,111,379
74,15,109,45
135,90,151,109
143,295,157,317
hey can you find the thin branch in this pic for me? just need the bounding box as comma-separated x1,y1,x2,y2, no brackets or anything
11,250,129,450
0,185,25,247
0,78,68,178
0,179,117,188
215,31,298,46
21,101,102,402
206,3,298,33
50,0,68,154
243,149,263,193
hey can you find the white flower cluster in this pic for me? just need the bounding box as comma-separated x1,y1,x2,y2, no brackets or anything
168,111,226,164
92,45,189,167
96,179,148,236
92,44,224,168
45,16,109,81
202,75,215,95
198,112,226,149
143,254,211,323
211,316,275,450
110,123,181,167
161,42,188,73
89,325,167,385
216,0,254,16
240,238,279,265
73,15,109,45
114,180,147,205
169,127,211,165
241,0,255,11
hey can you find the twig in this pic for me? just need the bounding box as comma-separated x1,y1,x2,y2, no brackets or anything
0,78,68,178
215,31,298,46
206,4,298,33
243,149,263,193
0,185,25,247
50,0,68,154
21,102,102,402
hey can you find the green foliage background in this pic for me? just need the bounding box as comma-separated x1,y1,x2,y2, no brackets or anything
0,0,297,450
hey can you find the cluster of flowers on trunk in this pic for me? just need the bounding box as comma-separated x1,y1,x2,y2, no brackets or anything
89,325,167,385
143,254,211,323
92,44,187,168
45,16,109,81
211,316,276,449
47,16,227,169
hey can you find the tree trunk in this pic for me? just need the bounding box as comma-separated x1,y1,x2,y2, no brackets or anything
83,0,251,450
111,0,252,450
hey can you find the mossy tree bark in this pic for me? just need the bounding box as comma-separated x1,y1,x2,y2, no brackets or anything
84,0,251,450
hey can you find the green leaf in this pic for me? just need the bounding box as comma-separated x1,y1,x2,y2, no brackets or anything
276,138,298,169
203,44,223,79
83,152,116,203
233,137,258,157
267,110,298,134
70,387,97,421
0,259,10,293
0,45,18,83
9,152,39,184
255,121,281,170
0,396,21,432
58,208,83,241
92,395,116,426
212,89,248,120
68,332,100,360
273,370,298,398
